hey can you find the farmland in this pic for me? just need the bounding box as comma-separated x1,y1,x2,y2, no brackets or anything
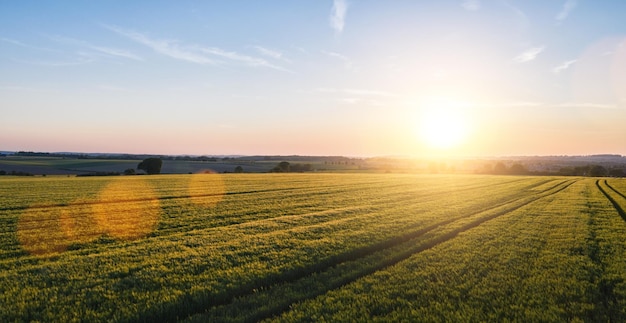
1,174,626,322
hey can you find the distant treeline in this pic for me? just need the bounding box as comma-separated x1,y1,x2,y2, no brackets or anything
9,151,216,161
76,171,124,177
479,162,625,177
269,161,314,173
0,170,34,176
6,151,357,164
556,165,625,177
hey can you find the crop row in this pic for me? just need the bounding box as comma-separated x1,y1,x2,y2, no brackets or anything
0,174,563,322
597,179,626,221
268,179,626,322
187,179,577,322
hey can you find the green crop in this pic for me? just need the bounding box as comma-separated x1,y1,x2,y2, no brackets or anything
0,174,625,322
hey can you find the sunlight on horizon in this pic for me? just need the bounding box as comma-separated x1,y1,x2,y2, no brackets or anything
415,97,473,151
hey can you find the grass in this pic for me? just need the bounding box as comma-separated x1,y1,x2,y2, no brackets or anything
0,174,625,321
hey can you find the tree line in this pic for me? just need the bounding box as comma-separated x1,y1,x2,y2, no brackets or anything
269,161,314,173
481,162,625,177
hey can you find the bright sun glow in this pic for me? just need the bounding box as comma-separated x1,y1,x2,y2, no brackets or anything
416,98,471,150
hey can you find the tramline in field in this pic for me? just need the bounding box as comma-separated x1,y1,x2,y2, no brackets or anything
0,174,625,321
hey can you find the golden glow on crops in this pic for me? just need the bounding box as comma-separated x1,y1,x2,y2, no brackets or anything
59,198,101,244
93,178,160,240
15,175,230,256
188,171,226,208
17,207,69,255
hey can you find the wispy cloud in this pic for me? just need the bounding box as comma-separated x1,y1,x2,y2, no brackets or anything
199,47,292,72
48,34,142,61
90,46,142,61
514,46,545,63
330,0,348,34
1,37,27,46
96,84,134,93
316,88,397,98
103,24,217,65
553,59,577,74
503,1,530,33
486,101,616,110
561,102,616,110
104,24,291,72
315,88,396,106
253,46,290,63
15,57,94,67
322,50,352,68
461,0,480,11
1,37,59,52
0,84,45,92
555,0,577,22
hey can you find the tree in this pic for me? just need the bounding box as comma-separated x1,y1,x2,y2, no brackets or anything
234,166,243,173
137,158,162,175
508,163,527,175
609,168,625,177
493,162,507,174
291,163,313,172
589,165,607,177
270,161,291,172
123,168,136,175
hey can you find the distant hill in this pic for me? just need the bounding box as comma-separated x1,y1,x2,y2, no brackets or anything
0,151,624,176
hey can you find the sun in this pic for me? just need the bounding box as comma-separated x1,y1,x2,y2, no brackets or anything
415,98,471,150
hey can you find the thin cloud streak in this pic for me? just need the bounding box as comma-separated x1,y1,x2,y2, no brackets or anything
482,101,617,110
556,0,577,22
0,85,49,92
322,50,352,69
316,88,397,98
553,59,577,74
199,47,292,72
48,34,143,61
316,88,397,107
330,0,348,34
503,1,530,32
1,37,60,53
514,46,545,63
553,102,617,110
15,57,94,67
253,46,292,63
89,46,142,61
103,24,217,65
461,0,480,11
104,24,291,71
253,46,283,60
4,40,88,67
96,84,134,93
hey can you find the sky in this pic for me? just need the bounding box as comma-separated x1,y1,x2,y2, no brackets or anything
1,0,625,157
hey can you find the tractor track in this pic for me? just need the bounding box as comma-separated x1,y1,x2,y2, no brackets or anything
596,179,626,222
172,179,577,323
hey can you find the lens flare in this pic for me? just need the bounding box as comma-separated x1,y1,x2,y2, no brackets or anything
59,199,102,244
18,207,68,256
188,170,226,208
93,178,160,240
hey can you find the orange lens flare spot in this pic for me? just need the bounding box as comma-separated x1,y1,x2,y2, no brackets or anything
188,170,226,208
59,200,102,244
18,207,68,256
94,178,160,240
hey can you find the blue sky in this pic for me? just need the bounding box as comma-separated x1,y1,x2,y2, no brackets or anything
1,0,625,156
